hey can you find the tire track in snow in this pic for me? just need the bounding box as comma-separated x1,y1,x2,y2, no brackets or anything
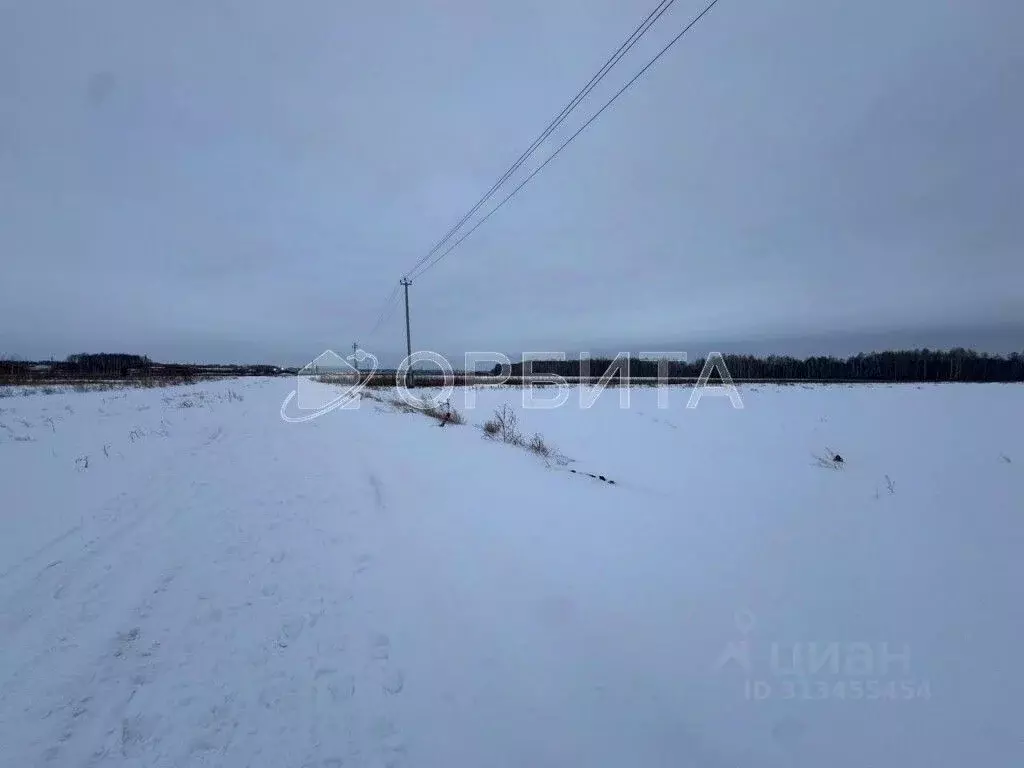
367,472,386,512
0,386,262,765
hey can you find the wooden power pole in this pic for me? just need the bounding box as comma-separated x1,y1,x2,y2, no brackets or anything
400,277,413,387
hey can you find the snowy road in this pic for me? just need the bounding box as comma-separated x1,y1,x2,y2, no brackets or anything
2,378,1022,766
0,381,518,766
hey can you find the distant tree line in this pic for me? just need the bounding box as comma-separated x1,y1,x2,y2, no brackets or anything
4,348,1024,385
65,353,153,376
0,353,284,384
505,348,1024,383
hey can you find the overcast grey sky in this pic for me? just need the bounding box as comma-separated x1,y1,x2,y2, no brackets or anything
1,0,1021,365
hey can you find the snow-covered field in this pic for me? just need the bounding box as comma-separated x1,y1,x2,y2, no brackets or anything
1,377,1021,767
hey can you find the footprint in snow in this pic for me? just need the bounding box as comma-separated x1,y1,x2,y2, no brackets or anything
329,674,356,703
261,582,279,598
276,616,306,648
382,669,405,696
114,627,141,657
370,633,390,661
313,668,355,708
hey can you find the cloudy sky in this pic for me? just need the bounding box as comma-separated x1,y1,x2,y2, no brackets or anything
2,0,1021,366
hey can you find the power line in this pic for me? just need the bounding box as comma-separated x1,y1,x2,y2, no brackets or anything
366,283,401,337
377,290,401,330
409,0,722,281
403,0,680,279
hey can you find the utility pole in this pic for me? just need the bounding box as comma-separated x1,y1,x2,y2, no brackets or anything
352,341,359,382
400,276,413,387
